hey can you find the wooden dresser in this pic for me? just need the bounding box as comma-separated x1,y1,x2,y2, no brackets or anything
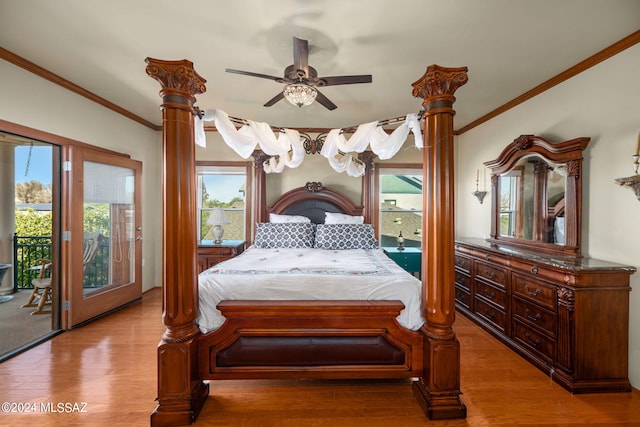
454,237,635,394
197,240,245,273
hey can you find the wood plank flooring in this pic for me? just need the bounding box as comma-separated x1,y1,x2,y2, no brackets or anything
1,287,639,426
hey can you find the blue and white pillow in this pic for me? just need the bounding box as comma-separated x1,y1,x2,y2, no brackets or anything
314,224,378,250
253,222,315,248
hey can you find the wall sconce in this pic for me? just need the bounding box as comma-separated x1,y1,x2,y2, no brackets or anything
614,135,640,201
397,231,405,251
473,169,487,204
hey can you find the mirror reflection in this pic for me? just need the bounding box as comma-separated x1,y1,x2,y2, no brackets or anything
498,155,566,245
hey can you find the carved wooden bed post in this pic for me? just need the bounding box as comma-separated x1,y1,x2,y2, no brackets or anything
145,58,209,427
252,149,269,224
411,65,468,419
359,151,377,227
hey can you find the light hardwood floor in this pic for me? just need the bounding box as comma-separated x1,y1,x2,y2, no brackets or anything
1,287,639,427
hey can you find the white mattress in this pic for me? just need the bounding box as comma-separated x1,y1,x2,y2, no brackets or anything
197,247,425,333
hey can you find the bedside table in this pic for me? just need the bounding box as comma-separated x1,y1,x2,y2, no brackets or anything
197,240,245,273
383,247,421,278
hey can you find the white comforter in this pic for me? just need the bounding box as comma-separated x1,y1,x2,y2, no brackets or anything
197,247,424,334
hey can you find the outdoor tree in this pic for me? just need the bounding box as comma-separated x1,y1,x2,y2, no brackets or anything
15,180,52,204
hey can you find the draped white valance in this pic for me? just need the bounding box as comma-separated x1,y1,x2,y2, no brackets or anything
319,113,423,176
195,109,423,177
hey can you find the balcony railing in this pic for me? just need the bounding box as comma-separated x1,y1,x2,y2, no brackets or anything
12,234,110,292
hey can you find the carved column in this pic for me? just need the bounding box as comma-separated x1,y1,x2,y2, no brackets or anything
564,159,582,251
358,151,377,227
556,286,575,374
532,160,550,241
146,58,209,427
252,149,269,225
410,65,468,420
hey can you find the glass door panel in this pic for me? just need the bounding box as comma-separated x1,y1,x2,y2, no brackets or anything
68,149,141,327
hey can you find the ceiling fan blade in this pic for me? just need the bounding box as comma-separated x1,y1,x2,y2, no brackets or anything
263,91,285,107
319,75,373,86
225,68,283,82
314,89,337,111
293,37,309,78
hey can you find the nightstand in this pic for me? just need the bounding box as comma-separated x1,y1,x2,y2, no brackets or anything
383,247,421,278
197,240,245,273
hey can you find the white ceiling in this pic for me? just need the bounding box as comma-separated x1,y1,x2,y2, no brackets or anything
1,0,639,131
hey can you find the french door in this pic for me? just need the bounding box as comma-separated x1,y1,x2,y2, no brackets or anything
63,147,142,327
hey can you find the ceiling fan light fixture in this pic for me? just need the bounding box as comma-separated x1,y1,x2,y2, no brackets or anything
283,83,317,108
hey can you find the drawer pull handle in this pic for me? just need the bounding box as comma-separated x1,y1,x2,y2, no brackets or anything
485,254,490,261
530,265,538,275
484,270,496,280
525,308,541,322
525,285,541,297
482,308,495,321
482,289,495,299
525,332,541,348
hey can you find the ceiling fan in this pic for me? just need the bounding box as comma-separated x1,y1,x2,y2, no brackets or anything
225,37,372,110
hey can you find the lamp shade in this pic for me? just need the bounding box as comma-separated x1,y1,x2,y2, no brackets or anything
206,208,230,225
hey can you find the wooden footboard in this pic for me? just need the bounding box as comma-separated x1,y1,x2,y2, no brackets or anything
197,300,424,380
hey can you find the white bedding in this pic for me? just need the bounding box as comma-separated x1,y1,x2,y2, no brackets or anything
197,247,425,333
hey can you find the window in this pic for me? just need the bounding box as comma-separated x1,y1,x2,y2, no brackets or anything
378,166,422,248
499,166,524,239
196,163,249,242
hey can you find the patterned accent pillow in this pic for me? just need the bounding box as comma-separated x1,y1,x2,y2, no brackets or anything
253,222,316,248
314,224,378,250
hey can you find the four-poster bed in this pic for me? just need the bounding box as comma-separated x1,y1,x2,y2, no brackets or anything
145,58,468,426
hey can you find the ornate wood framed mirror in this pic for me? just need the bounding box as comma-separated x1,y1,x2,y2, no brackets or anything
484,134,589,256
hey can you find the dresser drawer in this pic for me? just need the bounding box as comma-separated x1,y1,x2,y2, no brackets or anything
475,298,506,332
206,247,234,257
474,260,507,287
454,254,471,272
512,274,556,310
455,270,471,292
512,320,555,363
475,280,507,309
455,285,471,309
198,241,245,272
511,258,567,284
512,297,556,337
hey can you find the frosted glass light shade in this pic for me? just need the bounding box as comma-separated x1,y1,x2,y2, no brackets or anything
283,84,317,107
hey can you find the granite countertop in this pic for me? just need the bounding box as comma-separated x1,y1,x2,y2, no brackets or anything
455,237,637,273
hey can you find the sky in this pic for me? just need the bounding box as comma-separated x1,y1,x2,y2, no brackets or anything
14,145,52,185
203,175,245,203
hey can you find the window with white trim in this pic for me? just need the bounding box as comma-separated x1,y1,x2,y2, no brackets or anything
378,166,422,248
196,164,247,242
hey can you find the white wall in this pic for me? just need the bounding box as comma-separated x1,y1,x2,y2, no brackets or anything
0,60,162,292
456,44,640,388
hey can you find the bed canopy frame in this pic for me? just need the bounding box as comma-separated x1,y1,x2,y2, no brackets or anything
145,58,468,426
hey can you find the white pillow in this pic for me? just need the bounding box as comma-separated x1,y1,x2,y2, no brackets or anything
269,213,311,223
324,212,364,224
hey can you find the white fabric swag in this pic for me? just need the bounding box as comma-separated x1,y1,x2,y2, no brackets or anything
195,109,423,177
196,109,304,173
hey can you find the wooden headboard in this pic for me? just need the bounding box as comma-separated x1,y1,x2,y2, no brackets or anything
266,182,364,224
